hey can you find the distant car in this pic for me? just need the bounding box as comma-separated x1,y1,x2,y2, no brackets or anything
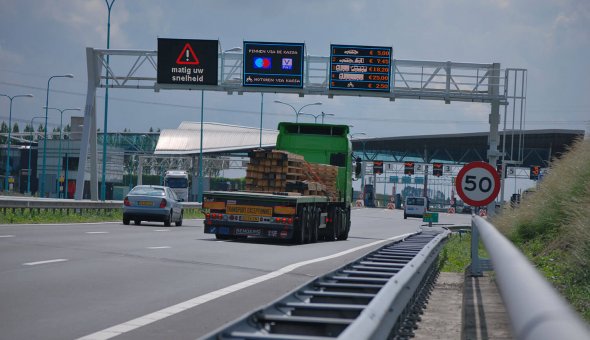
404,196,428,219
123,185,183,226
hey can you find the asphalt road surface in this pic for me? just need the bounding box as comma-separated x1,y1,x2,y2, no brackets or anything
0,208,470,340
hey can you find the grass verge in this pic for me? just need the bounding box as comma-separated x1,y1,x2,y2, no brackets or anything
1,208,204,224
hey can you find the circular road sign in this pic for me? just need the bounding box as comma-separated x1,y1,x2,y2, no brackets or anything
455,161,501,207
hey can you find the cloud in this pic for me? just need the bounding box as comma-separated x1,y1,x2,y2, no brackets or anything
0,43,22,65
35,0,130,48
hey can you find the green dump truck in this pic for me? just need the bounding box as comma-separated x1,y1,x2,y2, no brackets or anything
203,122,353,244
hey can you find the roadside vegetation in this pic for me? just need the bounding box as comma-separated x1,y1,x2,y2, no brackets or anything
492,138,590,321
439,138,589,321
1,208,204,224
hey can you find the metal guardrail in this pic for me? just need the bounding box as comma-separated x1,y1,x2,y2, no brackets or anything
201,230,449,339
0,197,201,213
470,216,590,340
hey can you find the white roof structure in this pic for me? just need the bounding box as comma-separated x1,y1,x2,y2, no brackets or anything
154,122,279,155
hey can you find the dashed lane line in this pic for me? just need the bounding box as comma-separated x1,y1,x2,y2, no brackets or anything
23,259,69,266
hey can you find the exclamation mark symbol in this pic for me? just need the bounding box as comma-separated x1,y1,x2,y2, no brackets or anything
186,49,190,62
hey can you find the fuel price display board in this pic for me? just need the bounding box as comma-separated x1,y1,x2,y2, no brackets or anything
243,41,304,88
329,44,392,92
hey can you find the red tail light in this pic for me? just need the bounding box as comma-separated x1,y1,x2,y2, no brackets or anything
159,199,167,208
205,213,210,219
123,197,130,206
288,218,293,224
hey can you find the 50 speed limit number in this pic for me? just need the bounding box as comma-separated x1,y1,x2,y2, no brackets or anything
455,162,501,207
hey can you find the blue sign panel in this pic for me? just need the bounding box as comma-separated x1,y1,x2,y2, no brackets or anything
243,41,304,88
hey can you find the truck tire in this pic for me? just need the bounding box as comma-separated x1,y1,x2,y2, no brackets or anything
134,220,141,225
309,207,318,243
123,217,130,225
327,208,339,242
337,209,350,241
294,207,307,245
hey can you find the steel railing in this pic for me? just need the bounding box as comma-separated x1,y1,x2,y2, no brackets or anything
0,197,201,215
470,216,590,340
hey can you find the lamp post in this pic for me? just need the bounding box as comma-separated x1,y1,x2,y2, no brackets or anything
299,111,335,124
27,116,45,195
40,74,74,197
273,101,322,123
43,107,80,197
101,0,116,201
0,93,33,192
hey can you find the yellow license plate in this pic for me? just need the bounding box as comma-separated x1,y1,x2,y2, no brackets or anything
226,205,272,216
242,216,260,222
138,201,153,206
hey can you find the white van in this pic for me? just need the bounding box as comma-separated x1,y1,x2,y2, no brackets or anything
404,196,428,219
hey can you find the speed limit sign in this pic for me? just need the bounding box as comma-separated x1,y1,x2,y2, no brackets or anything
456,161,501,206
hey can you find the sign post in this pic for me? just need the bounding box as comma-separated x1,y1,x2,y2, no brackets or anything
455,162,501,214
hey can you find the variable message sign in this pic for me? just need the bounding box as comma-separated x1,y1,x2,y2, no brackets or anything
243,41,304,88
329,44,392,92
157,38,218,86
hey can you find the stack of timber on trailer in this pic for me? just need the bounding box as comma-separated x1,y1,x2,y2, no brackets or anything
203,122,352,244
245,150,337,198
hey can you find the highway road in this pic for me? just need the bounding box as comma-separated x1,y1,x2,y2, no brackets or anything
0,208,470,340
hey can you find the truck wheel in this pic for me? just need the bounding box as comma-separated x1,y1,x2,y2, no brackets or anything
123,217,130,225
134,220,141,225
337,209,349,241
329,208,340,242
309,207,318,243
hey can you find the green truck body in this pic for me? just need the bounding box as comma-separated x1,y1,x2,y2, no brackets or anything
203,122,352,243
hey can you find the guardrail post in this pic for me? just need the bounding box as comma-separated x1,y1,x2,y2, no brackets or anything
470,217,482,276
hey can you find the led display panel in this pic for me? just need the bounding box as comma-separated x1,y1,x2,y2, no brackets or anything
157,38,218,85
329,44,392,92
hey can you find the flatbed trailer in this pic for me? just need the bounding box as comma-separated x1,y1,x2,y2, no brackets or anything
203,190,350,243
203,122,354,244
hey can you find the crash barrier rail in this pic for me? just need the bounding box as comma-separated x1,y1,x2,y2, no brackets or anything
0,197,201,216
470,216,590,340
202,230,450,340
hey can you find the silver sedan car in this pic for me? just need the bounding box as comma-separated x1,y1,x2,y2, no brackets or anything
123,185,183,226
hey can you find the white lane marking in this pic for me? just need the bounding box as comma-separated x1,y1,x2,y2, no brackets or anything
86,231,109,234
0,235,15,238
23,259,69,266
153,229,170,232
147,246,171,249
77,233,414,340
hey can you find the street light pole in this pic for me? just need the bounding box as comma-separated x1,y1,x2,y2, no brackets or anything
101,0,116,201
0,93,33,192
44,107,81,197
40,74,74,197
273,101,322,123
27,116,45,195
259,93,264,148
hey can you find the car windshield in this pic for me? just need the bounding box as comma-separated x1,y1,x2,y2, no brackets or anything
407,197,424,205
130,187,166,196
165,178,188,188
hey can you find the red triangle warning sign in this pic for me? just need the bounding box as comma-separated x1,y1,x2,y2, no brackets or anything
176,43,200,65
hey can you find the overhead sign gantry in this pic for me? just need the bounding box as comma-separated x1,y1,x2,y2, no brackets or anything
75,38,526,217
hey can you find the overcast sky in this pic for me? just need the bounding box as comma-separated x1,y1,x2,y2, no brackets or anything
0,0,588,139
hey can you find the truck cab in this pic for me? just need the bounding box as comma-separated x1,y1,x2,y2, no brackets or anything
164,170,189,202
